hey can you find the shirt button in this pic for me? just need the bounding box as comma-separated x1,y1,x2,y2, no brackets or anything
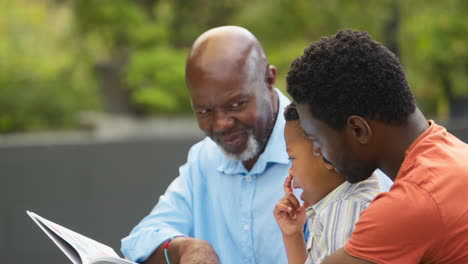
243,224,250,230
245,176,252,182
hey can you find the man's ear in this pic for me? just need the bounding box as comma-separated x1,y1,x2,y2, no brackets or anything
346,115,372,144
265,65,276,90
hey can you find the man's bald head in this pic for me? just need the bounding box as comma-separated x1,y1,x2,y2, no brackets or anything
186,26,268,85
184,26,278,169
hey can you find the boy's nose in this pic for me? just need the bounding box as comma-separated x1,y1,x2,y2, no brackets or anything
291,176,300,189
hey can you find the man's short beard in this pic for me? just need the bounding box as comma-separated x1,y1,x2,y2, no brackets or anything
221,108,276,162
222,129,260,161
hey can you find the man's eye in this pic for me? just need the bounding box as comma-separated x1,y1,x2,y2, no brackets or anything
231,101,246,109
197,109,210,115
231,102,244,108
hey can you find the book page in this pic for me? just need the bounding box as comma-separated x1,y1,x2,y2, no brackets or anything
92,256,138,264
27,211,133,264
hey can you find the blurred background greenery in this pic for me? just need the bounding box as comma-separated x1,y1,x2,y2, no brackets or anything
1,0,467,133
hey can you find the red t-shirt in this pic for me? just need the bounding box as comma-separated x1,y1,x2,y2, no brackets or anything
345,121,468,263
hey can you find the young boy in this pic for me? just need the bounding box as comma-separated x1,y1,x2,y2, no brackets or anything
273,103,387,264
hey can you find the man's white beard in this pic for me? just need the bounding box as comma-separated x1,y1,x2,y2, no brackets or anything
222,130,260,161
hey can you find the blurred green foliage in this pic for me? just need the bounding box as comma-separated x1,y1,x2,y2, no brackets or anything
126,46,190,113
0,1,99,132
1,0,467,132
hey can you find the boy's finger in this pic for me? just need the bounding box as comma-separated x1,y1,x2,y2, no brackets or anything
288,211,297,220
279,197,296,210
283,174,294,194
285,193,301,209
275,203,293,214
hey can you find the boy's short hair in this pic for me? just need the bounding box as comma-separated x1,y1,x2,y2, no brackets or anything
284,102,299,121
284,102,310,140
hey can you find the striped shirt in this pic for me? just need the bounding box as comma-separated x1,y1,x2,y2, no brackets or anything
305,173,384,264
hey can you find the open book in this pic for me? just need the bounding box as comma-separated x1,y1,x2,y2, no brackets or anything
27,211,136,264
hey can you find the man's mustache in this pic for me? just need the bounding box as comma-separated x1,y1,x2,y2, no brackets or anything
213,127,244,137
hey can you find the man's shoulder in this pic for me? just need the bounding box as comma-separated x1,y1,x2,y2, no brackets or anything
362,180,439,222
403,122,468,176
398,136,468,194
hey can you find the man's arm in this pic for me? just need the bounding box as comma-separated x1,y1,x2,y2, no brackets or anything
121,157,201,262
122,143,224,263
121,174,194,262
143,237,220,264
322,248,374,264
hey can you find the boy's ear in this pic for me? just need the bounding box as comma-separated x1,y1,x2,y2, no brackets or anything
346,115,372,144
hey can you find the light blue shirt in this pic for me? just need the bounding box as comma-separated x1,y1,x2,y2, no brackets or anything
121,90,296,264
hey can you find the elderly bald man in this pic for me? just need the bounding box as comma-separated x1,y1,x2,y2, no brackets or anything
121,26,299,264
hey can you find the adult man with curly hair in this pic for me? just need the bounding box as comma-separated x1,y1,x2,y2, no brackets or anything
287,29,468,263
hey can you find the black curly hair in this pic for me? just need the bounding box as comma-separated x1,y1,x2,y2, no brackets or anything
284,102,299,121
287,29,416,131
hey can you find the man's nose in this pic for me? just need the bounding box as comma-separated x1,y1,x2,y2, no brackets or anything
213,111,235,132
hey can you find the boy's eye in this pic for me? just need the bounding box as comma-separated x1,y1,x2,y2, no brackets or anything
288,156,295,161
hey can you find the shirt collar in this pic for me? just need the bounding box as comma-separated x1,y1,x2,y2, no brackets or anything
217,89,290,175
306,181,353,218
307,173,379,217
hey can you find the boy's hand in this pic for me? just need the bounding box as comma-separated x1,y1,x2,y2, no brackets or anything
273,175,309,238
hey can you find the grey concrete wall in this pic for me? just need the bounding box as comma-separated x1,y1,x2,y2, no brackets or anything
2,137,203,264
1,117,204,264
1,119,467,264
